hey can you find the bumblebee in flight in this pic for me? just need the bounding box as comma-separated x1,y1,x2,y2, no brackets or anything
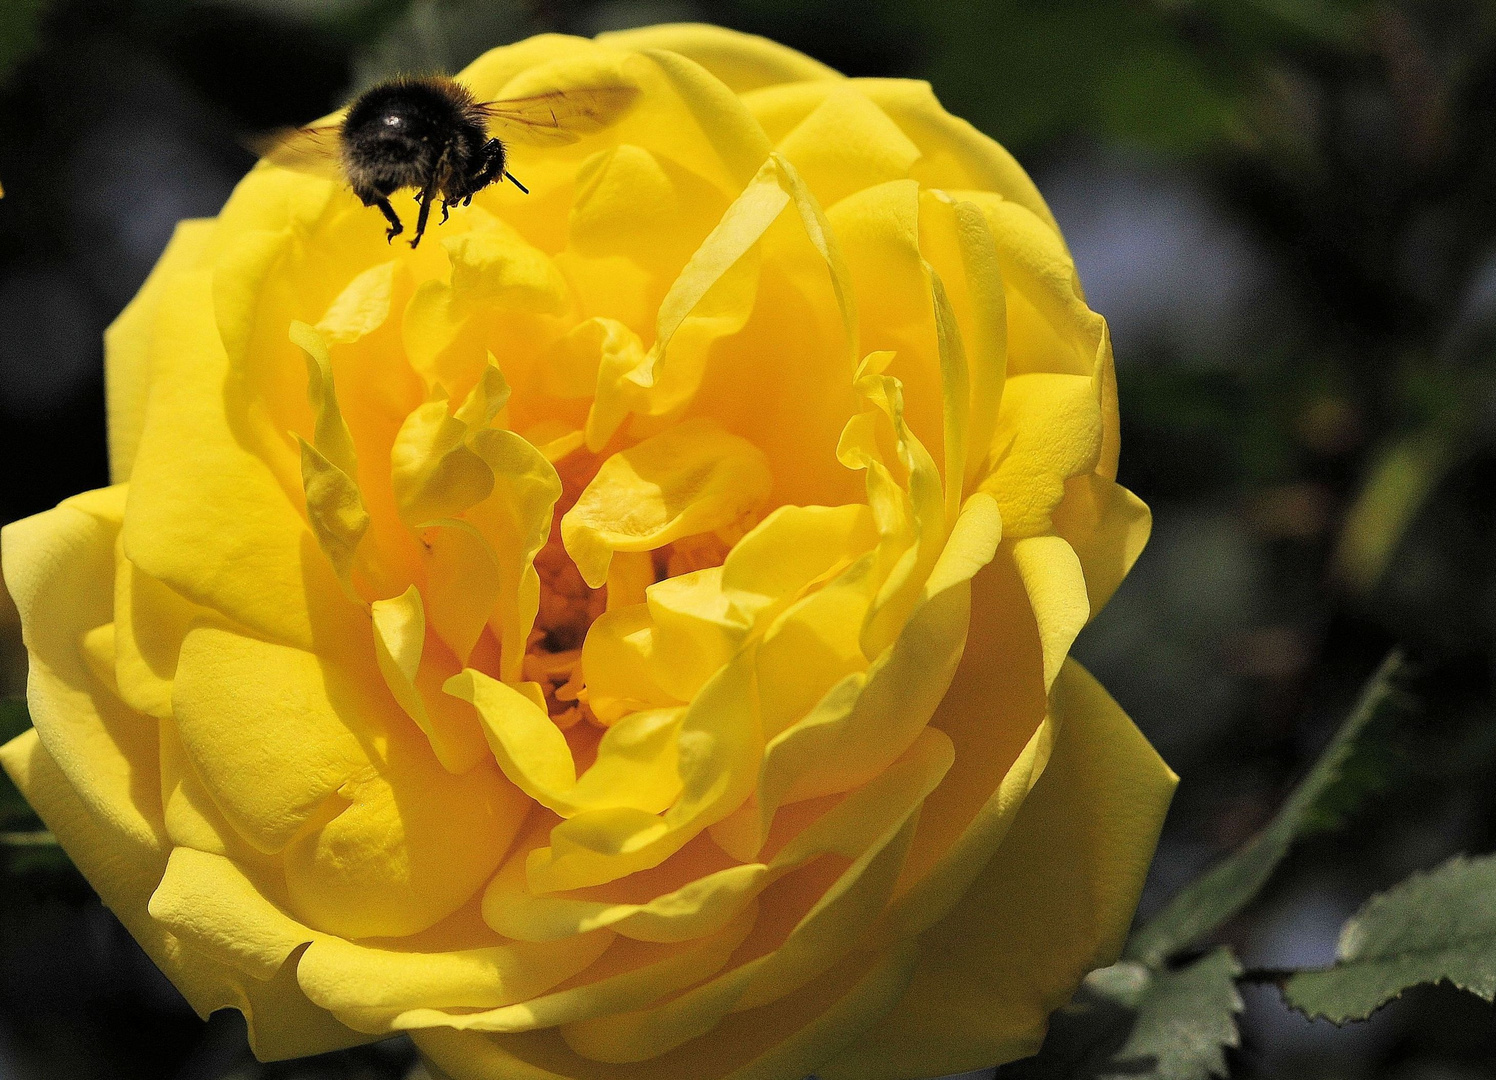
260,76,637,248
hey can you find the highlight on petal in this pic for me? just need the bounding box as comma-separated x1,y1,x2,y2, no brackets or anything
391,396,497,528
580,602,683,723
749,492,999,852
171,626,374,854
596,22,841,92
586,158,785,449
297,919,614,1034
406,904,756,1033
299,439,371,599
838,355,948,659
281,734,526,938
979,369,1104,539
372,586,491,774
464,427,563,682
719,501,878,614
317,259,404,345
775,85,921,210
422,519,504,666
928,266,970,526
452,667,688,821
1012,534,1090,692
922,191,1007,486
446,221,571,315
562,419,772,588
448,668,580,814
293,318,374,600
556,736,951,1063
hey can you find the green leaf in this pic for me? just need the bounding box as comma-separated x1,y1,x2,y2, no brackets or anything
1283,853,1496,1023
1000,949,1243,1080
1189,0,1377,49
1126,651,1410,967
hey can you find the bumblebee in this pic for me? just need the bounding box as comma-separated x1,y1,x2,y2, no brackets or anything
260,75,636,248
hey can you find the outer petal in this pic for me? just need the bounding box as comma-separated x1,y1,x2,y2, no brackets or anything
1,490,374,1059
774,86,921,211
855,79,1063,239
0,731,372,1061
104,218,215,483
412,941,918,1080
818,660,1176,1079
980,371,1104,539
873,544,1050,948
595,23,841,92
594,25,1064,249
170,626,375,855
113,538,202,721
149,847,612,1036
1051,474,1152,618
467,39,772,200
395,911,757,1033
281,733,525,939
1011,535,1090,692
3,489,163,850
122,259,360,652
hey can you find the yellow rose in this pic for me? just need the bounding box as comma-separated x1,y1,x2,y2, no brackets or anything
0,24,1174,1080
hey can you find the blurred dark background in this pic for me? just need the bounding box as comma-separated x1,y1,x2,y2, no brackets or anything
0,1,1494,1077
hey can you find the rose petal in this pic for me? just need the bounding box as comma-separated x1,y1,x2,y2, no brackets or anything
817,661,1176,1079
562,420,772,588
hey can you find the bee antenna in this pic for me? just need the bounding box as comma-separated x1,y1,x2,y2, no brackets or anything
504,171,530,195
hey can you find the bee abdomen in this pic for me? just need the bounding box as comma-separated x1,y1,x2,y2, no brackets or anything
340,76,486,198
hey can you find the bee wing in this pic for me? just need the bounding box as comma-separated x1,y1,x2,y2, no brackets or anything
476,85,639,147
249,124,346,182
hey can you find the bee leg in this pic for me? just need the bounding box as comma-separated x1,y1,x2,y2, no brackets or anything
409,186,436,249
372,196,403,243
440,199,452,224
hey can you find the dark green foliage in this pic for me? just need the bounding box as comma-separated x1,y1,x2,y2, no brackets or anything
911,1,1234,154
0,0,48,85
1126,652,1410,968
1284,854,1496,1023
1001,949,1243,1080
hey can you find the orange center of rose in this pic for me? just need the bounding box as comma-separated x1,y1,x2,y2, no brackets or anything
523,450,737,727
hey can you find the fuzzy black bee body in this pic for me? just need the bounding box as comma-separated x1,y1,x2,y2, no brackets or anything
339,78,514,247
258,77,637,249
